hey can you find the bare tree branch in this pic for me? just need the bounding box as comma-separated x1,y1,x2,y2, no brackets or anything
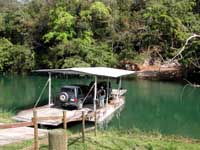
169,34,200,63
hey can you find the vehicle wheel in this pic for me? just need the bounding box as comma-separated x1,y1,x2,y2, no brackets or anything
59,92,69,102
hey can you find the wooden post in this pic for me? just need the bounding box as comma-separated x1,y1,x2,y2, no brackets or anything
48,129,66,150
82,111,85,143
94,111,97,136
33,109,38,150
63,111,67,130
63,110,67,150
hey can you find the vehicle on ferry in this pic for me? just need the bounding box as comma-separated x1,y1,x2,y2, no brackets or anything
54,82,112,109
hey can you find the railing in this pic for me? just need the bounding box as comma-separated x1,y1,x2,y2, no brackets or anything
0,121,33,129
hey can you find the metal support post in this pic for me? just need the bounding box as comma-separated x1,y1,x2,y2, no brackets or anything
48,73,51,106
94,76,97,111
106,78,109,106
117,77,122,99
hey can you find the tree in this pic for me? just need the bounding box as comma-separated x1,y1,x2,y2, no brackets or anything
1,0,200,73
89,2,113,39
0,38,35,73
142,0,199,59
43,6,75,43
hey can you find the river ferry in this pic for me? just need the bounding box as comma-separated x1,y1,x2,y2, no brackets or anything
14,67,134,126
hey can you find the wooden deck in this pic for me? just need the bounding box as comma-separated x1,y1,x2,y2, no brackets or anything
14,95,125,126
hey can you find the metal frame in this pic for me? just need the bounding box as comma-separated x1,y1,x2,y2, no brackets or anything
117,77,122,99
48,73,51,106
45,68,130,108
106,78,109,106
47,74,122,108
94,76,97,111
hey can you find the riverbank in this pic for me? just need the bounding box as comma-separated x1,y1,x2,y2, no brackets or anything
136,64,183,80
2,129,200,150
1,111,200,150
118,60,184,80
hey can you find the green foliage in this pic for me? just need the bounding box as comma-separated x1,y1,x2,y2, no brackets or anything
181,40,200,68
1,0,200,73
84,42,117,67
0,7,34,45
0,38,12,71
43,6,75,43
0,38,35,73
89,2,112,38
90,2,110,18
143,1,188,45
62,56,90,68
141,0,200,61
47,38,117,68
40,1,117,69
0,12,6,32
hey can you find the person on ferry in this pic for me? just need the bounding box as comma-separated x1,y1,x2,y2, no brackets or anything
98,86,106,108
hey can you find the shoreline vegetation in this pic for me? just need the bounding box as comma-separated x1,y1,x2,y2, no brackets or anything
0,0,200,76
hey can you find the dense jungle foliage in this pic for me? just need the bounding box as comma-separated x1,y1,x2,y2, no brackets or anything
0,0,200,73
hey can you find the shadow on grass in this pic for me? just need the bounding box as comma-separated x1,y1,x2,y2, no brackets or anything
86,137,114,150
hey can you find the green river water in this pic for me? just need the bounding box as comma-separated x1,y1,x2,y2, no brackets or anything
0,74,200,139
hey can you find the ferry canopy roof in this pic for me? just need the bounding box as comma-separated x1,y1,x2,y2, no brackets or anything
35,67,135,78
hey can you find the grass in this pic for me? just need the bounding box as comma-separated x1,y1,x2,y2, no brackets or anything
2,129,200,150
1,139,33,150
0,109,15,123
67,129,200,150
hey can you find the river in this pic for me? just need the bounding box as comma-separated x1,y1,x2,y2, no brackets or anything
0,74,200,139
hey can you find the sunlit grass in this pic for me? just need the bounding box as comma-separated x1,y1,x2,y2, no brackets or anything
2,129,200,150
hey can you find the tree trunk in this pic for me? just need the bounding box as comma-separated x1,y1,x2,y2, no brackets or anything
48,129,66,150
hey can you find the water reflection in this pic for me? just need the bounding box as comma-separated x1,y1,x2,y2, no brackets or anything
110,80,200,139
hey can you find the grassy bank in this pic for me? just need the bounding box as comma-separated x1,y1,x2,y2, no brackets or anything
1,110,200,150
2,129,200,150
0,109,15,123
69,130,200,150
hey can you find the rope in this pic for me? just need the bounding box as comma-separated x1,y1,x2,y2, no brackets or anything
34,79,49,108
